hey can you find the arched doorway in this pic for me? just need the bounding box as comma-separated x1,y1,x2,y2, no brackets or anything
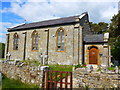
89,46,98,64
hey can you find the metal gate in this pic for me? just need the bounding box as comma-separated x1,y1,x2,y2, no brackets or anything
45,70,72,89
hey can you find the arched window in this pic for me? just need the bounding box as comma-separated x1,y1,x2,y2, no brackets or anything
32,31,38,50
13,33,19,50
56,27,65,51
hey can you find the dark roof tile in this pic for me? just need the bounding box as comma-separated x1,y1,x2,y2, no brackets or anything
84,34,105,43
8,12,88,31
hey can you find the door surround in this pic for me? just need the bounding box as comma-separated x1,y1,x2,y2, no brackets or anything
89,46,98,64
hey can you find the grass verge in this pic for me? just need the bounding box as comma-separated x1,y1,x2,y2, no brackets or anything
2,75,39,89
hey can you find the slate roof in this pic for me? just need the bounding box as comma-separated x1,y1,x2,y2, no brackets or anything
8,12,88,32
84,34,105,43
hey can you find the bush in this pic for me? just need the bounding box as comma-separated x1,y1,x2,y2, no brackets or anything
107,67,115,71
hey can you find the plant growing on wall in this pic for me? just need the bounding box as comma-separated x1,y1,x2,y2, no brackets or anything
74,63,87,69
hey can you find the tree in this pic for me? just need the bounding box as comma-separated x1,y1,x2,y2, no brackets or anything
109,12,120,64
111,36,120,63
90,22,108,34
109,12,120,37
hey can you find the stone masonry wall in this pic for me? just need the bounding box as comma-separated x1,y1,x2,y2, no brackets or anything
6,23,83,65
1,63,43,87
84,44,110,66
1,62,120,88
73,68,120,88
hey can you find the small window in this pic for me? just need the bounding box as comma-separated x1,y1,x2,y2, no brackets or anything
56,28,65,51
13,33,19,50
32,31,38,50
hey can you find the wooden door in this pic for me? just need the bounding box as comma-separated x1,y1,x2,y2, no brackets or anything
89,47,98,64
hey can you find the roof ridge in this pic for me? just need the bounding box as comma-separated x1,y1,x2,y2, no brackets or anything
25,12,88,25
25,15,80,25
8,12,88,31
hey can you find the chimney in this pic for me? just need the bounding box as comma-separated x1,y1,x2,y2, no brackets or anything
104,33,109,41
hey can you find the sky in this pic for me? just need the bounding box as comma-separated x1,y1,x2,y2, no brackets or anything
0,0,119,43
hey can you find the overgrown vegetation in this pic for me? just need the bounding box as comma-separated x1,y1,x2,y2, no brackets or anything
21,59,40,66
74,63,86,69
97,67,102,72
107,67,115,71
2,74,39,89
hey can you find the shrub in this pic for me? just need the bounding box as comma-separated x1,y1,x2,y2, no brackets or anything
107,67,115,71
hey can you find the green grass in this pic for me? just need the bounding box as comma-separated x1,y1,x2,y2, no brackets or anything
47,64,73,81
0,58,6,61
2,75,39,89
48,64,72,72
20,59,40,66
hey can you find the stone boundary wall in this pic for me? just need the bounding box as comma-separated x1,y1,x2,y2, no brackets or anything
1,62,120,88
1,63,43,87
73,68,120,88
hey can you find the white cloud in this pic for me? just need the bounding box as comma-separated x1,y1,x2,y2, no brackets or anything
1,1,119,43
1,8,8,13
2,0,119,2
0,22,20,43
8,1,119,23
100,6,118,21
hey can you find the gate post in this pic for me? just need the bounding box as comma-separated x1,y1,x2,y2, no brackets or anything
41,66,49,88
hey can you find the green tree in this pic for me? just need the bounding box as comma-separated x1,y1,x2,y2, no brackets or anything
110,36,120,62
109,12,120,64
90,22,108,34
109,12,120,37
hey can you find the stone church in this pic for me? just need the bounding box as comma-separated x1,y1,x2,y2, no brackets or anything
5,12,111,66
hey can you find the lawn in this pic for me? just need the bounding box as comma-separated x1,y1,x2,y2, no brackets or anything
48,64,73,72
2,75,39,89
47,64,73,81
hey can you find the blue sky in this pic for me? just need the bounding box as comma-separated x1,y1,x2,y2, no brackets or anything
0,0,119,43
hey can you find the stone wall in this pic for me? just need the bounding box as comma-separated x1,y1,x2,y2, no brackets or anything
1,61,120,88
1,63,43,87
5,23,84,65
73,68,120,88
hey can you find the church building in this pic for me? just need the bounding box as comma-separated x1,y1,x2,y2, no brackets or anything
5,12,111,66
